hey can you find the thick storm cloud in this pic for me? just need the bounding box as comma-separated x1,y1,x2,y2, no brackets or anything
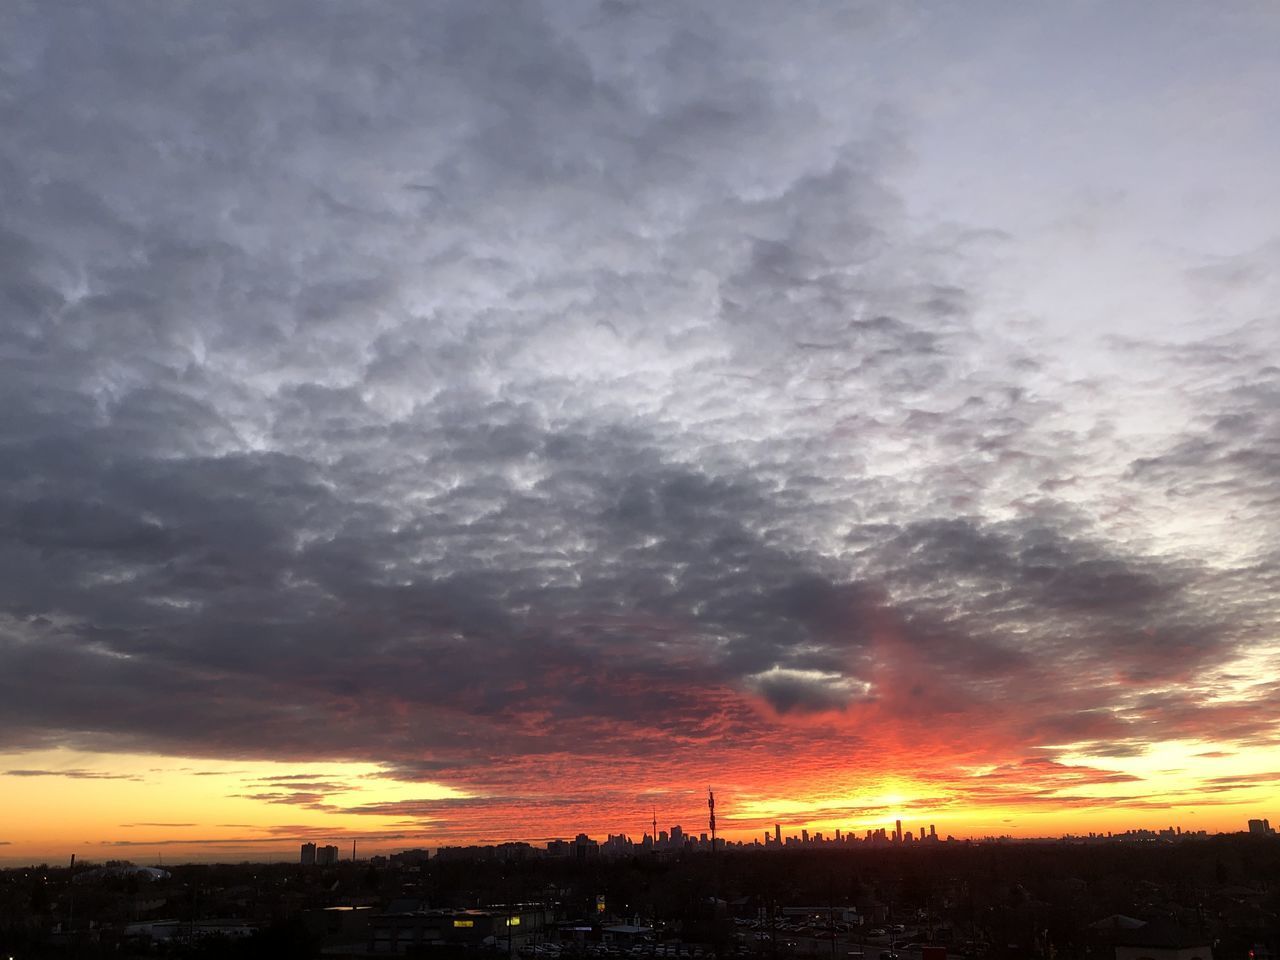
2,0,1279,838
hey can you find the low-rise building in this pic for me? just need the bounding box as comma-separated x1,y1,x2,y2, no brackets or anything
369,905,553,954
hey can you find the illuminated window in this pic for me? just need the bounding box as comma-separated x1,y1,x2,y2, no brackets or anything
506,917,521,927
453,920,474,928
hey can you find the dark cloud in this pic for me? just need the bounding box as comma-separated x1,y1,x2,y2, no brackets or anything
235,792,331,807
0,0,1278,840
748,667,868,715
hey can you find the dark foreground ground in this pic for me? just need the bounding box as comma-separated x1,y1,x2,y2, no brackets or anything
2,834,1277,960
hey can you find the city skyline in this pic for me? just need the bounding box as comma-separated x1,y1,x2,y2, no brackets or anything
3,2,1280,864
2,766,1276,865
7,810,1266,869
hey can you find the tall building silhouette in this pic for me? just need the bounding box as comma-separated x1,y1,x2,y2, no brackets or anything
317,844,340,865
708,787,716,852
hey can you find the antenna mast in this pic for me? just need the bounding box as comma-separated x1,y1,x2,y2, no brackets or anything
708,787,716,852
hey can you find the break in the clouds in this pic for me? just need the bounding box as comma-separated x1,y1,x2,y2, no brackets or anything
2,0,1279,838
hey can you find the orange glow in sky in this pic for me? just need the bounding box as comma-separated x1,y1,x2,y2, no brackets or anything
4,0,1280,869
3,720,1277,864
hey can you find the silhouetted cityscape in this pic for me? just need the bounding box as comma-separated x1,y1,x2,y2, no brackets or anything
298,819,1247,867
4,822,1278,960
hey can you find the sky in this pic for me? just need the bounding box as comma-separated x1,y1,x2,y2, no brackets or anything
2,1,1279,864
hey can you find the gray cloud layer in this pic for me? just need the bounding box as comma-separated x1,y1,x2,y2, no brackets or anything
1,1,1278,806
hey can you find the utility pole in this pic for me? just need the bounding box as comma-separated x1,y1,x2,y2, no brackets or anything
827,869,840,960
67,854,76,941
506,874,514,960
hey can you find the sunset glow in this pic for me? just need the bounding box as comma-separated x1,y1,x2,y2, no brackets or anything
3,1,1280,865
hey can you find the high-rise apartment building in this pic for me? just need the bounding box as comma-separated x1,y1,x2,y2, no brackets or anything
317,844,340,865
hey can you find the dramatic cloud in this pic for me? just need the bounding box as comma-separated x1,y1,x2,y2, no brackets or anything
1,0,1279,848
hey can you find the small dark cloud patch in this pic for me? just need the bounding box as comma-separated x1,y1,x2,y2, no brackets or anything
4,769,141,781
235,792,331,807
1206,771,1280,786
750,669,865,715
